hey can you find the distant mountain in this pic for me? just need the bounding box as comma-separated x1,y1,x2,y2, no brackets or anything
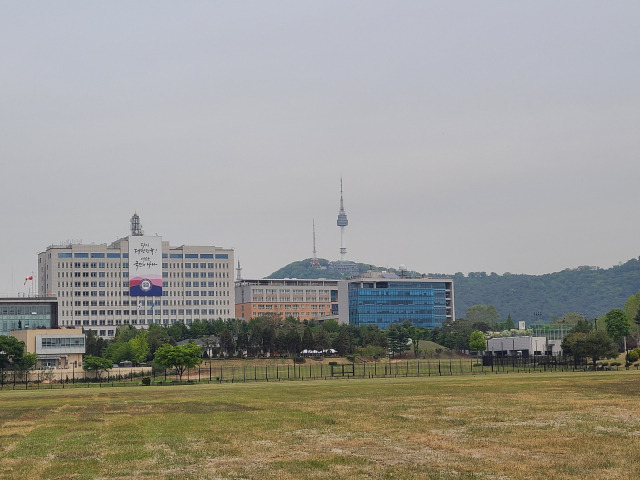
267,258,377,280
267,257,640,323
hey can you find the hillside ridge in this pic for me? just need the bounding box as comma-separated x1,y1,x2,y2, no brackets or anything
266,257,640,322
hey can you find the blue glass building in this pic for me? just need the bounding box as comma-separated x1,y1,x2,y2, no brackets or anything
338,275,454,329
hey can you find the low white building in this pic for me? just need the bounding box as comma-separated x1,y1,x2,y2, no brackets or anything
486,336,549,357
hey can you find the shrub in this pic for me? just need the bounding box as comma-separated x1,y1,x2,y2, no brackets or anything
472,363,482,367
141,377,151,386
346,355,356,362
329,361,338,366
626,350,639,363
600,362,609,366
355,345,386,359
294,356,305,364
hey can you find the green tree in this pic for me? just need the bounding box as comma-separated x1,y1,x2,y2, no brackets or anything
406,326,427,358
114,325,139,344
359,325,389,349
624,292,640,345
465,305,500,326
14,352,37,382
301,326,314,351
556,313,584,326
129,332,149,365
333,326,355,356
501,314,516,330
219,329,235,357
153,342,203,380
570,318,593,334
189,320,209,339
321,319,340,333
247,317,264,356
283,326,302,356
84,329,108,357
147,324,173,357
562,330,618,368
386,324,409,357
167,322,189,342
82,355,113,380
560,320,593,356
626,348,639,364
0,336,26,369
469,330,487,352
624,290,640,338
104,340,133,364
471,321,492,333
604,309,630,346
314,328,331,351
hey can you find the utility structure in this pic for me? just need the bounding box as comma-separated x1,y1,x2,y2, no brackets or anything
236,260,243,281
336,178,349,261
310,219,321,268
130,212,143,236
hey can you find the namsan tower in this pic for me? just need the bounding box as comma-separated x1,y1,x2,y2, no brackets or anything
336,178,349,261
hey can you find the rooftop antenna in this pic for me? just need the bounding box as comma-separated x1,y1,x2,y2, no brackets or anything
336,177,349,261
310,219,321,268
130,212,143,236
236,260,243,281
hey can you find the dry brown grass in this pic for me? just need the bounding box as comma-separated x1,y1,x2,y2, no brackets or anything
1,370,639,479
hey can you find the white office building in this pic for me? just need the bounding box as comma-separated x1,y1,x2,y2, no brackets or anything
38,214,235,338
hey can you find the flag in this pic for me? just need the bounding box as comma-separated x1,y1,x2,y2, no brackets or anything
24,275,33,285
137,301,142,311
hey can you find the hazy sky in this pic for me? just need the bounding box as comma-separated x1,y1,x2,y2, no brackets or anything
2,2,639,295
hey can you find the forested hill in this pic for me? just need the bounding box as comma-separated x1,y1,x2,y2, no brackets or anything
267,257,640,323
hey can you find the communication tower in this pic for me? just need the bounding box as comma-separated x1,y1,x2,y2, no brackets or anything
336,178,349,260
310,219,321,268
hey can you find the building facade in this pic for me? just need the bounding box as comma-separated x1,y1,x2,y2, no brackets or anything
38,216,234,338
0,297,58,336
11,328,85,369
337,273,454,328
485,336,549,357
235,279,339,321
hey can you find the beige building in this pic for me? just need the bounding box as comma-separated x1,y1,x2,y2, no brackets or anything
235,279,339,321
11,328,85,369
38,214,235,338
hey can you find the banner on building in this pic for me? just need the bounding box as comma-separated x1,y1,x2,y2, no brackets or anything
129,236,162,297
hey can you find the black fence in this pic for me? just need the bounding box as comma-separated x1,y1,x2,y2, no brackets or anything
1,355,624,391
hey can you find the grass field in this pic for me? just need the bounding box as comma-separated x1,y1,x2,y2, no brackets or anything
1,371,639,480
